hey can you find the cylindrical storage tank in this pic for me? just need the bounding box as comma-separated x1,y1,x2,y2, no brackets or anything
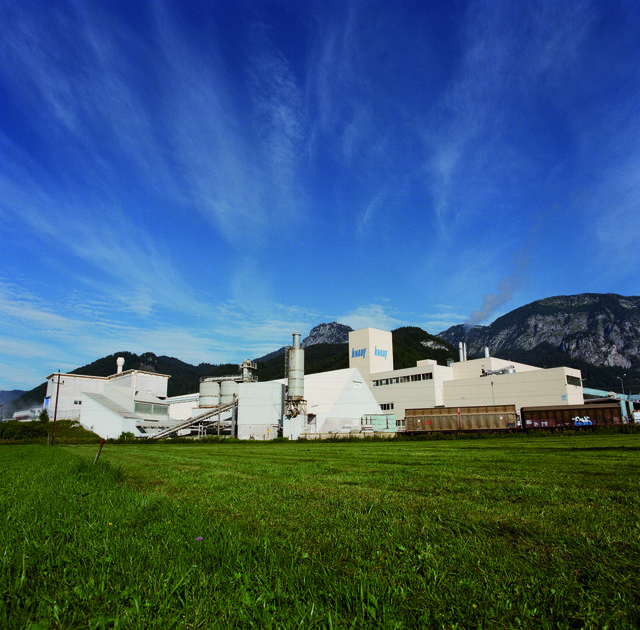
288,333,304,401
220,380,239,405
199,380,220,408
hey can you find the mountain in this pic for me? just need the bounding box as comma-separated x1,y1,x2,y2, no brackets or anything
0,390,25,404
254,322,353,362
6,352,242,417
7,325,458,413
301,322,352,347
254,326,458,381
9,295,638,415
0,390,27,420
438,293,640,391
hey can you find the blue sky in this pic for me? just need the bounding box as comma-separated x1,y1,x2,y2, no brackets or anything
1,0,639,390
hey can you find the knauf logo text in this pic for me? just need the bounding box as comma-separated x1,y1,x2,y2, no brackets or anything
375,347,388,359
352,348,366,359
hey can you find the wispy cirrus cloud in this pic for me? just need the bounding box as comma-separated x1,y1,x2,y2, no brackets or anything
423,0,596,235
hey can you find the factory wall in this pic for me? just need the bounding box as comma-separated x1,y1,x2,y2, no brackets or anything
108,370,169,399
443,366,584,409
297,368,382,437
45,373,107,421
237,382,285,440
450,357,540,379
167,393,199,421
368,360,452,424
80,393,130,439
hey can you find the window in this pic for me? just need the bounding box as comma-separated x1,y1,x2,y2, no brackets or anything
381,402,394,411
134,402,169,416
566,375,582,387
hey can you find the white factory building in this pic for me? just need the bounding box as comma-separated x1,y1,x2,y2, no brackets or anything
40,328,584,440
44,358,175,438
348,327,584,427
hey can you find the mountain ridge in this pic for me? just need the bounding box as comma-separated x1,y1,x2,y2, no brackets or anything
5,293,640,417
438,293,640,391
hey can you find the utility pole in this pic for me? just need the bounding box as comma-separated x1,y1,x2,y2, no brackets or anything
617,375,627,422
51,372,63,446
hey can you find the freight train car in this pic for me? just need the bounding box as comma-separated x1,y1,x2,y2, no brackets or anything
520,402,622,429
405,404,518,433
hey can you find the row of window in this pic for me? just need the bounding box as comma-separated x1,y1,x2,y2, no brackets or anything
380,403,394,411
372,373,433,387
134,402,169,417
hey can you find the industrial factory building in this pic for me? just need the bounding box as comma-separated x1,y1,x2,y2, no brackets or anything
348,328,584,426
44,357,174,438
43,334,389,440
41,327,587,440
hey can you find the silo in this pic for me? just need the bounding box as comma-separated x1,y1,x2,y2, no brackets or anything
220,380,239,405
288,333,304,401
199,379,220,408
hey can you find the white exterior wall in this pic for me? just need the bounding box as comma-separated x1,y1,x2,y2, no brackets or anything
45,374,107,421
167,393,200,421
368,362,453,422
80,394,128,439
108,371,169,398
444,366,584,409
236,382,285,440
348,328,393,380
300,368,382,436
450,357,540,379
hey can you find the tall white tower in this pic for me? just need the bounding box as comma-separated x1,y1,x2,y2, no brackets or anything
348,328,393,381
285,333,305,417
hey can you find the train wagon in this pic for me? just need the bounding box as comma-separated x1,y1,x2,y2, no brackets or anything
520,402,622,429
405,404,517,433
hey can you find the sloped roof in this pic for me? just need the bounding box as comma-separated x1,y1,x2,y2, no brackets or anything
277,367,380,417
83,392,141,419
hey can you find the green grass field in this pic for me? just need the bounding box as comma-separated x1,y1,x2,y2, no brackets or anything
1,435,639,628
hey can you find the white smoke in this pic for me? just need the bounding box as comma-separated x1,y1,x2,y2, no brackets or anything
465,253,528,326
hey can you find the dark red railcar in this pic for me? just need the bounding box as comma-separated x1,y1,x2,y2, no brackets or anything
520,402,622,429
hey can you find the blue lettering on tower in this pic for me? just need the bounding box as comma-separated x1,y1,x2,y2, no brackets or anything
374,346,388,359
352,348,366,359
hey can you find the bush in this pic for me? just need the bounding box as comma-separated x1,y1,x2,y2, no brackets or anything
0,420,49,441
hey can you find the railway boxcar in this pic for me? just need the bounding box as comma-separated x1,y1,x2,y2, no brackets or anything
520,402,622,429
405,404,517,433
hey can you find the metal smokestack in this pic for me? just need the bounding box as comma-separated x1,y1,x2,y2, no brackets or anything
288,333,304,401
285,333,306,418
